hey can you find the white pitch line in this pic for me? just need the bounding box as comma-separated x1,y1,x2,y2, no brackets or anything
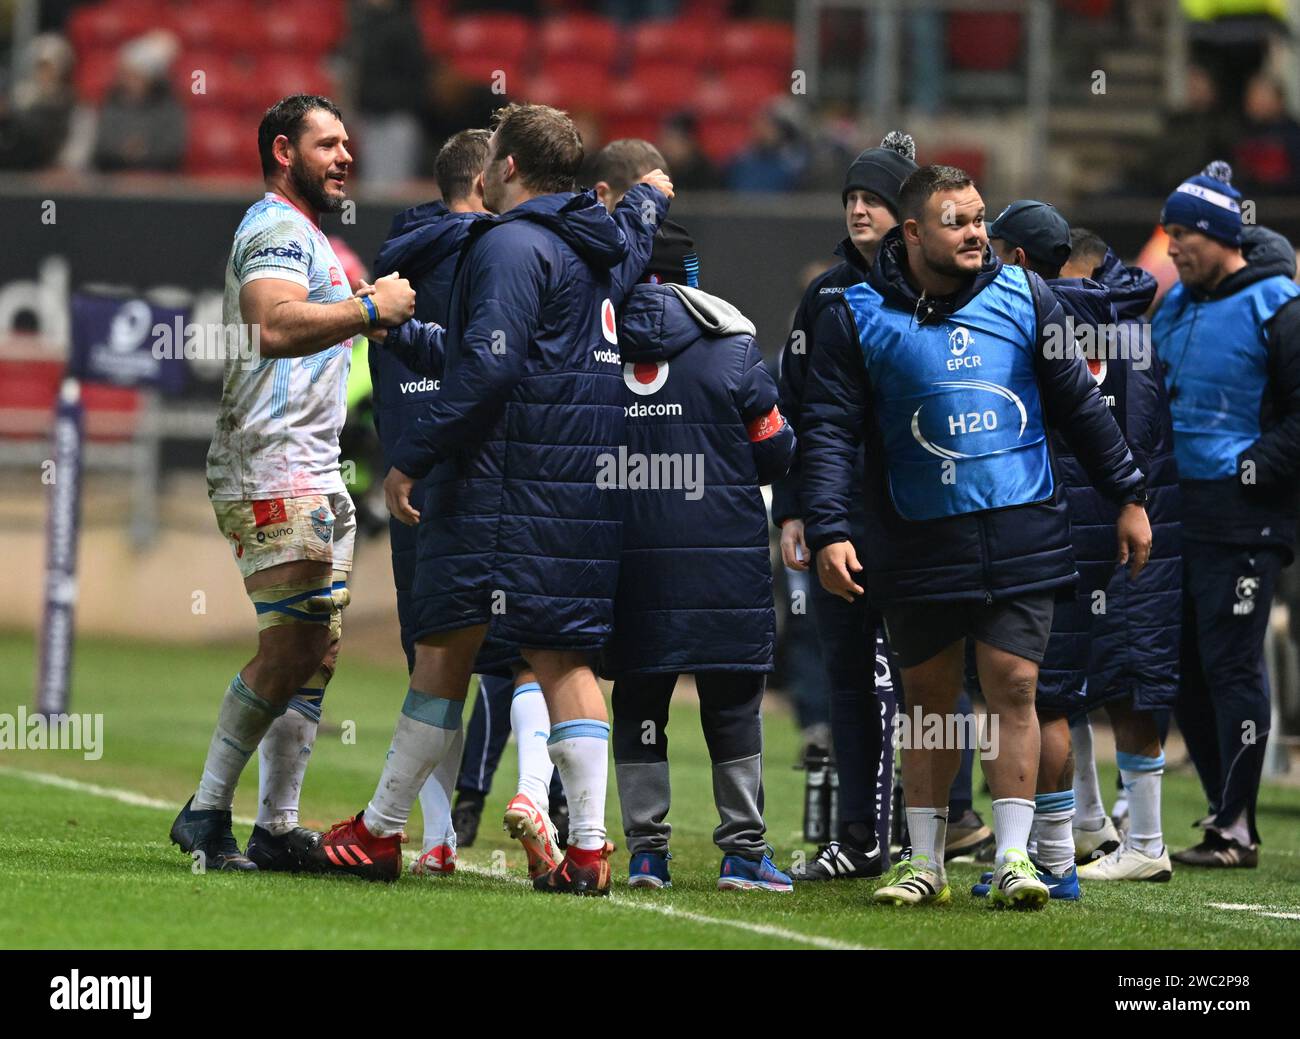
1,765,867,951
1208,902,1300,921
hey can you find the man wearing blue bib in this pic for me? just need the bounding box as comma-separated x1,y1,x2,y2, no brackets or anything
801,165,1151,908
1154,162,1300,869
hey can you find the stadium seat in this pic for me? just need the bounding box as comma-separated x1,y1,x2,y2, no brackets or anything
73,51,120,106
530,64,615,115
172,1,253,53
263,4,344,54
628,19,714,69
617,62,704,114
539,14,619,66
696,117,753,166
243,55,337,114
930,146,986,184
447,55,526,98
720,20,795,70
66,1,158,55
718,67,790,113
415,1,452,55
447,14,531,66
603,115,663,149
184,108,260,177
947,12,1022,72
175,52,260,111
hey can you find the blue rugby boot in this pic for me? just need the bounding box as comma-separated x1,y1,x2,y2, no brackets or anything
971,860,1080,900
628,850,672,889
718,851,794,892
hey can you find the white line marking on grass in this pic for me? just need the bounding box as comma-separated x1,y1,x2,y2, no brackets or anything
1,766,868,951
1208,902,1300,921
446,859,868,950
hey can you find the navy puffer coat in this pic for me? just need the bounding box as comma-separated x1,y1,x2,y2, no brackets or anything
389,186,668,652
605,283,795,675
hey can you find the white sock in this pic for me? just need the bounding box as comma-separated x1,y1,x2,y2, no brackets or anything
1032,791,1076,875
195,674,281,811
904,807,947,874
547,719,609,851
992,797,1036,864
255,706,318,834
363,690,464,838
1070,715,1107,830
1117,750,1165,857
511,681,553,809
417,725,464,852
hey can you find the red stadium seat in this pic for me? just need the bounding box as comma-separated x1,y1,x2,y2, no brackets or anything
696,116,752,165
244,55,337,114
185,109,259,177
603,115,663,148
720,20,795,70
628,19,714,69
67,2,159,55
930,146,986,184
172,1,253,53
616,62,703,114
530,64,614,115
718,67,790,112
947,12,1022,72
74,51,119,105
539,14,619,65
447,14,531,66
415,0,452,55
448,55,526,98
263,4,345,54
175,52,261,110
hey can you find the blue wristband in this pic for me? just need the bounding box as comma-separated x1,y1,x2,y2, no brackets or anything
360,295,379,326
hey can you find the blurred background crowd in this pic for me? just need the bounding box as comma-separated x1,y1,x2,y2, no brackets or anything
3,0,1300,198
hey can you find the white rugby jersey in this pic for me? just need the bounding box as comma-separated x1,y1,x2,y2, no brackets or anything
207,193,354,501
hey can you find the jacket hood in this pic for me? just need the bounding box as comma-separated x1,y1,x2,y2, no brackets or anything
1199,224,1296,301
490,190,629,270
374,201,483,280
618,283,755,362
1047,276,1119,327
868,226,1002,322
1092,249,1157,321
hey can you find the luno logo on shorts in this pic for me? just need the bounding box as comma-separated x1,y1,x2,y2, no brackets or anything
310,507,334,544
624,360,669,396
601,298,618,344
255,526,294,544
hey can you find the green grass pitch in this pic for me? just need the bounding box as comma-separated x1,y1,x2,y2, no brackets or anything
1,632,1298,949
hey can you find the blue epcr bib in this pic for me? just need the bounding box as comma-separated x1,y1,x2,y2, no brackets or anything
1154,274,1300,480
844,264,1053,522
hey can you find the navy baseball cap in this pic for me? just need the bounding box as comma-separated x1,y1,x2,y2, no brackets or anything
989,199,1072,268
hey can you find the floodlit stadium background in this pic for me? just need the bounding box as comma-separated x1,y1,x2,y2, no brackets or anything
3,0,1300,768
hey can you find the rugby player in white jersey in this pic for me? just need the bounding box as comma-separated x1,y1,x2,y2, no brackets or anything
170,94,415,871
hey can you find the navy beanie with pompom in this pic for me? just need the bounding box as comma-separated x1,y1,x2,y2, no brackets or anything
842,130,918,214
1160,160,1243,246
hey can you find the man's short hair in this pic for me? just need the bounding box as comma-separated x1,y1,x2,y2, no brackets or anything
436,128,491,202
1069,227,1109,272
590,138,667,197
897,164,974,223
490,103,584,195
258,94,342,177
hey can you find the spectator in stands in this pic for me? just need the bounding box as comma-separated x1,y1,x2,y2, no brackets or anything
350,0,427,185
658,113,720,191
1232,73,1300,195
1121,63,1231,196
92,31,185,173
727,101,809,192
0,33,76,170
